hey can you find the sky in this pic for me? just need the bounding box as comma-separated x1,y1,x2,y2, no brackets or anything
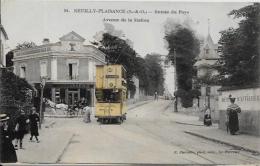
1,0,251,57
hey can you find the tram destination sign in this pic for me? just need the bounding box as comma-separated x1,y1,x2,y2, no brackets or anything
106,75,119,78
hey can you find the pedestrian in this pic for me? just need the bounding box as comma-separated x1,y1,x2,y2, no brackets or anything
154,91,158,101
226,96,241,135
14,110,29,149
203,107,212,126
29,107,40,143
83,104,91,123
0,114,17,163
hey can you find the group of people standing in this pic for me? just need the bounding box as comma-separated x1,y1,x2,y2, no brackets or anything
72,98,92,123
202,96,241,135
0,107,40,163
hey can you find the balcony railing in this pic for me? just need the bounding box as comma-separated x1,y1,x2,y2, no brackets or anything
66,75,79,80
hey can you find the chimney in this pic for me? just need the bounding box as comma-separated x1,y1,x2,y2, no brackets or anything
42,38,50,45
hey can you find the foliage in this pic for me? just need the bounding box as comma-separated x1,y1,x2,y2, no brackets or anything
0,68,33,104
165,24,200,107
190,89,201,98
217,3,260,86
144,54,165,95
134,57,150,90
0,69,33,132
194,69,220,86
5,51,14,67
16,41,37,50
6,42,37,68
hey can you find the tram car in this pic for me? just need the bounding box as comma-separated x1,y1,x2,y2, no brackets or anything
95,64,127,123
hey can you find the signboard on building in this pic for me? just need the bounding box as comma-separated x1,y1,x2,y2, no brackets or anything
218,87,260,111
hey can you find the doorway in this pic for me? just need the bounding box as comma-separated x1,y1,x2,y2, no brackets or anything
68,89,79,106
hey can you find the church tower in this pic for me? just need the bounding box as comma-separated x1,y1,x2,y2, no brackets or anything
194,19,221,116
194,19,220,78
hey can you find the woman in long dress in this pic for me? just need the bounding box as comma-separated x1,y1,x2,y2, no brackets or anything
204,107,212,126
227,97,241,135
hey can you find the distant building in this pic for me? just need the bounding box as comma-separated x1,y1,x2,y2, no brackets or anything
13,31,106,106
161,55,175,98
0,24,9,67
194,34,220,78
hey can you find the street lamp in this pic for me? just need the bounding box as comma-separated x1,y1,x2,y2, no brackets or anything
39,76,47,129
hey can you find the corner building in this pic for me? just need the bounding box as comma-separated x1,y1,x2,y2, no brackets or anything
13,31,106,106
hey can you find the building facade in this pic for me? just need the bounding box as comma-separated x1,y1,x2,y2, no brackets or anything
13,31,106,106
0,24,9,67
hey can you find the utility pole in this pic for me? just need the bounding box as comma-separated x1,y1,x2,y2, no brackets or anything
174,48,178,112
39,77,46,129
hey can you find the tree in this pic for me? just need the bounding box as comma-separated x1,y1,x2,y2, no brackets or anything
0,68,33,130
16,41,36,50
134,57,150,92
165,24,200,107
0,69,32,104
217,3,260,86
144,54,164,95
5,51,14,67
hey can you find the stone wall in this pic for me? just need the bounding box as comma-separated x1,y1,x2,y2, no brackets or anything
218,87,260,136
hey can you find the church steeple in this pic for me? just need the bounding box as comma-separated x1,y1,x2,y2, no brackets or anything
208,18,210,36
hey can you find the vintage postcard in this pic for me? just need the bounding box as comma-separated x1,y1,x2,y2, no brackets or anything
0,0,259,165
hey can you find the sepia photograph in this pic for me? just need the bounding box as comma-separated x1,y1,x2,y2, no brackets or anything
0,0,259,165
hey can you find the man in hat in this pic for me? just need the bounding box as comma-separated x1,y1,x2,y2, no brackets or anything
226,96,241,135
0,114,17,163
15,110,29,149
29,107,40,142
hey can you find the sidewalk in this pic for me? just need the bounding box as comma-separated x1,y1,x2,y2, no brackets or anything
128,99,152,110
165,103,260,155
14,118,74,164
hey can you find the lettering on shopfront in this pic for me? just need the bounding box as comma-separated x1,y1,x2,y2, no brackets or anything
221,95,260,102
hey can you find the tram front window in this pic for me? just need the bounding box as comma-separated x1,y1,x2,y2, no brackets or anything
96,89,121,103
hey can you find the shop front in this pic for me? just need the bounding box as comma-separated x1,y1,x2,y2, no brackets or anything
35,82,95,107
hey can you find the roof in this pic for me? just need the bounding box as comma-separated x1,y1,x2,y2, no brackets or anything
198,34,220,60
59,31,85,42
0,25,8,40
194,59,218,68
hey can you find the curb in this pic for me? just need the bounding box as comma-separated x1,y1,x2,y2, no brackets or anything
173,121,204,126
44,115,84,118
44,121,56,128
184,131,260,155
128,100,151,110
56,133,75,163
45,100,152,118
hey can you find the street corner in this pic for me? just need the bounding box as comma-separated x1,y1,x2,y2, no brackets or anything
15,127,75,163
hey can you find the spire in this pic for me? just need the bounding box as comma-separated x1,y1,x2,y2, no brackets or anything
207,18,210,36
205,18,213,47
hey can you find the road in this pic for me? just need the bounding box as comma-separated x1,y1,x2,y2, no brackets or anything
51,100,260,164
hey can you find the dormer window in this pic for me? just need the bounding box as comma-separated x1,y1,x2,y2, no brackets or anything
69,43,75,51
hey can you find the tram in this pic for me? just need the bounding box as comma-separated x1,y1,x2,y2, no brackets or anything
95,64,127,123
